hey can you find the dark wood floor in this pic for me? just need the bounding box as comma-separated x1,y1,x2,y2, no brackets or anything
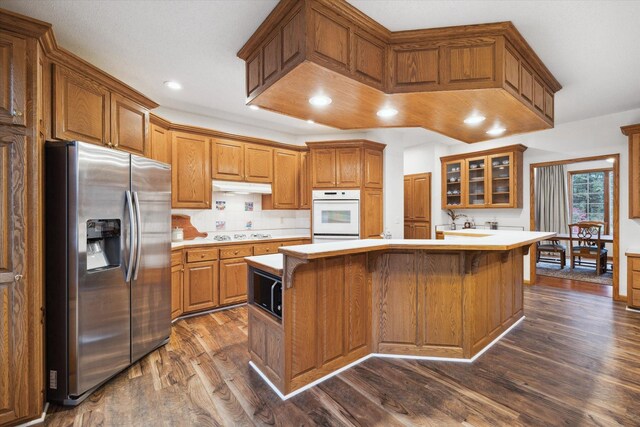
45,285,640,426
535,274,613,297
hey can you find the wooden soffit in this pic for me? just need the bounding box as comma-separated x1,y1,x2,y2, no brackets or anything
238,0,562,143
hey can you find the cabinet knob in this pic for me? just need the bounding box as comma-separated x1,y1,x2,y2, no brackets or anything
12,110,23,117
234,251,238,254
114,141,119,148
201,254,205,258
14,274,23,281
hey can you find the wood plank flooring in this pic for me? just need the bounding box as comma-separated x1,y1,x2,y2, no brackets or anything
44,285,640,426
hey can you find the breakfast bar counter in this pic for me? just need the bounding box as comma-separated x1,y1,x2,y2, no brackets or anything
246,230,555,398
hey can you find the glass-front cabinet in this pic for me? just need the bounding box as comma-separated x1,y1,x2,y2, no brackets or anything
440,145,526,209
466,156,487,206
443,160,464,208
488,152,514,206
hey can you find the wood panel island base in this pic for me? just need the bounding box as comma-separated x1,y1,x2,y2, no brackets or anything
246,230,555,399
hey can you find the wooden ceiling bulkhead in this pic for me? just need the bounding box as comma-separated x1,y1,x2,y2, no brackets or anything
238,0,562,143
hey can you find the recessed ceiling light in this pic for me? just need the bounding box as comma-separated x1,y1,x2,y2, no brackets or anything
606,158,615,163
464,115,486,125
377,107,398,118
309,95,332,106
163,80,182,90
306,119,315,124
486,127,506,136
248,105,260,111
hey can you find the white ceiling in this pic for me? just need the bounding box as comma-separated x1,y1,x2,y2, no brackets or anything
2,0,639,138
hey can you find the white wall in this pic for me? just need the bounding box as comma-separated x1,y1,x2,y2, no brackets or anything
404,107,640,296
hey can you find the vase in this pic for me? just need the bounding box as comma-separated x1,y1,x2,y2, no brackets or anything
450,223,457,230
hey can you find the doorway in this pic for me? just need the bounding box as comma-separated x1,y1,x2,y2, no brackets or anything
529,154,621,300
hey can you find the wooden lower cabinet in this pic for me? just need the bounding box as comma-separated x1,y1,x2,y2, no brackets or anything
627,255,640,309
171,263,184,320
183,260,218,313
405,221,431,239
219,258,249,305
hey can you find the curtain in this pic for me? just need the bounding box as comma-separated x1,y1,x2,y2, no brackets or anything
535,164,569,234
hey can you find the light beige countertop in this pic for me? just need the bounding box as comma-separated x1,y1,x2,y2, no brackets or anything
279,230,556,260
626,248,640,256
245,253,283,277
171,234,310,250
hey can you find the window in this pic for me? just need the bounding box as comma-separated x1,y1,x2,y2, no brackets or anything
569,169,613,234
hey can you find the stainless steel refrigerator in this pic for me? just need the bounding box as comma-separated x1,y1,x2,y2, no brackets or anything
45,141,171,405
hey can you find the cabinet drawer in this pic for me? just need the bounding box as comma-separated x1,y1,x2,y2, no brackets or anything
631,258,640,272
171,250,183,266
220,245,253,259
186,248,219,263
253,242,282,256
632,271,640,290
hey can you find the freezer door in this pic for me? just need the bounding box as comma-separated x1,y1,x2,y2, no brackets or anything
130,155,171,362
71,142,132,396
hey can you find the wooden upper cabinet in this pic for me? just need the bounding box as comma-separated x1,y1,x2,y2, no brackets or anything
149,123,171,164
299,150,311,209
212,138,244,181
171,132,211,209
621,124,640,218
336,148,361,187
53,64,110,145
272,149,299,209
311,148,336,188
441,144,525,209
0,32,27,126
110,93,149,155
363,148,383,188
245,143,273,183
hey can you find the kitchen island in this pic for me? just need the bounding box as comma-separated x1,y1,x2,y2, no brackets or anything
246,230,555,399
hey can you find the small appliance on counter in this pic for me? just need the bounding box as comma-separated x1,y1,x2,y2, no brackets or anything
172,227,184,242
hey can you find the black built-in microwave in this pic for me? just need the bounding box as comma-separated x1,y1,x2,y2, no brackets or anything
250,269,282,319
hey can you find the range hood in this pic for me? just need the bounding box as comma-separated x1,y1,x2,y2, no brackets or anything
213,180,272,194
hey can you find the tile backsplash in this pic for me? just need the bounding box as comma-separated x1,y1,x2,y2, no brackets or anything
173,191,310,234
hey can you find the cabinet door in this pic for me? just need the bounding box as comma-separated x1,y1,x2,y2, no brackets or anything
412,174,431,221
404,223,412,239
273,149,299,209
110,93,149,155
219,258,248,305
171,132,211,209
466,156,488,207
245,143,273,183
149,123,171,164
184,261,218,313
53,64,111,145
212,138,244,181
488,152,514,207
299,150,311,209
413,222,431,239
336,147,361,187
442,160,464,208
362,188,383,238
630,133,640,218
364,148,383,188
0,32,27,126
171,264,183,320
311,148,336,187
404,176,412,220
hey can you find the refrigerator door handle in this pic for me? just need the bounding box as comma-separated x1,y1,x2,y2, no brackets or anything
125,190,135,282
132,191,143,280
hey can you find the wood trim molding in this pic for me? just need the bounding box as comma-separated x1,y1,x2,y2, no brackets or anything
529,153,621,301
283,255,308,288
305,139,387,150
440,144,527,162
149,113,308,152
621,123,640,136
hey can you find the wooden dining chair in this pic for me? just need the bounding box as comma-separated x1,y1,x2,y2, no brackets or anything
536,239,567,268
568,221,608,275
